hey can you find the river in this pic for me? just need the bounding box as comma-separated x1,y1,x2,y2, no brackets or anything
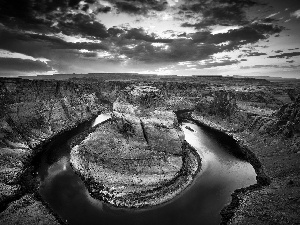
36,115,256,225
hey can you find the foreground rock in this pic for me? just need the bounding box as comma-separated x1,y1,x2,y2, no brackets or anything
71,85,199,207
0,194,60,225
0,78,111,222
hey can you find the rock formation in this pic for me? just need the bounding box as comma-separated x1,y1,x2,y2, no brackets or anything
0,76,299,224
0,78,111,224
70,84,198,207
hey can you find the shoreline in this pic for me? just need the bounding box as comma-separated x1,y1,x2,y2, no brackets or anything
187,112,271,224
1,110,277,225
70,139,201,209
0,113,101,224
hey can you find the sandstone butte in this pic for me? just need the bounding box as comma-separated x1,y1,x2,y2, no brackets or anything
0,76,300,224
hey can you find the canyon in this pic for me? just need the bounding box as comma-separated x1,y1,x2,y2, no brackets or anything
0,75,300,224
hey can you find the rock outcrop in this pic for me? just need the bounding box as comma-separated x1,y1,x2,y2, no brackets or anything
0,78,111,223
0,194,60,225
70,84,199,207
189,87,300,225
1,75,299,224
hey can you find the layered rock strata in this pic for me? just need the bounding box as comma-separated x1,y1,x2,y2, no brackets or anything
70,85,200,207
188,90,300,225
0,78,110,223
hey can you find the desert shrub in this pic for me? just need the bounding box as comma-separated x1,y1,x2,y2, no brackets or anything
112,117,135,137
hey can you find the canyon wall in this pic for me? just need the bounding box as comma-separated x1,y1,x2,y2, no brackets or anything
0,78,112,224
1,76,299,224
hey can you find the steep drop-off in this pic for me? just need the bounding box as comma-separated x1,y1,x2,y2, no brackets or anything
1,76,299,224
0,78,111,224
190,89,300,224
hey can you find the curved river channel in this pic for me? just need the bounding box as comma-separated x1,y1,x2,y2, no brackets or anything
36,115,256,225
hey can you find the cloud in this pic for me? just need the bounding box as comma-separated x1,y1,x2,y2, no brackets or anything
0,28,108,57
268,52,300,59
241,64,300,69
119,39,217,63
0,1,110,39
96,6,112,13
0,58,52,72
287,60,295,63
109,0,168,15
0,0,89,25
79,52,98,58
206,23,283,50
199,59,240,68
291,9,300,18
180,0,261,29
115,1,144,14
246,52,267,57
56,13,109,39
123,28,173,43
0,0,288,74
261,17,279,23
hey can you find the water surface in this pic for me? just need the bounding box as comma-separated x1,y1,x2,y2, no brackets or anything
37,116,256,225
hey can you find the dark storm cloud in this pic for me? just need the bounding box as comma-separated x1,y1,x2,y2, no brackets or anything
0,0,93,26
0,0,288,71
123,28,173,43
180,0,261,29
190,31,211,43
268,52,300,58
287,60,295,63
110,0,168,15
80,52,98,58
0,0,80,20
201,5,246,26
262,17,279,23
0,28,108,59
246,52,267,57
96,6,112,13
119,39,218,63
241,64,300,69
206,23,283,49
113,20,283,64
56,13,109,39
0,0,110,39
0,27,111,75
115,1,144,14
201,59,240,68
0,58,52,72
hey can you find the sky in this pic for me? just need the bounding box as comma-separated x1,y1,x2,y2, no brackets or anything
0,0,300,78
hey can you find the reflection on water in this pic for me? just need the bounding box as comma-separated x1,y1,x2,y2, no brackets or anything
38,119,256,225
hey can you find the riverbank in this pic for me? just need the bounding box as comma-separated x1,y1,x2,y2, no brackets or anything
0,114,101,225
189,112,300,225
70,120,201,208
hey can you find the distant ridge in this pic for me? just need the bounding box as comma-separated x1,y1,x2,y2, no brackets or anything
231,75,299,82
17,73,299,82
19,73,158,81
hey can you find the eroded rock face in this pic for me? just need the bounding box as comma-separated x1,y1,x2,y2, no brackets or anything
277,95,300,137
0,194,60,225
196,90,237,118
70,85,197,207
0,79,110,148
0,78,111,219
